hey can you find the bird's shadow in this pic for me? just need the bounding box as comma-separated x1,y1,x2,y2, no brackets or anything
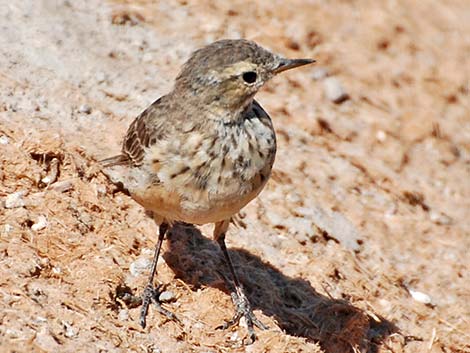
162,223,397,353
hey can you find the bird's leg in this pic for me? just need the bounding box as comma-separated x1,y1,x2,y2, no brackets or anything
214,220,268,343
140,222,177,328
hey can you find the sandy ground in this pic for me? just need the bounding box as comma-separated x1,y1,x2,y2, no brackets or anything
1,1,469,352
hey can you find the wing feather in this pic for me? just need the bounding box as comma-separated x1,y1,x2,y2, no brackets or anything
101,97,167,168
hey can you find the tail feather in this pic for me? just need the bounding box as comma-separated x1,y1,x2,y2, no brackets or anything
100,154,129,168
98,155,132,196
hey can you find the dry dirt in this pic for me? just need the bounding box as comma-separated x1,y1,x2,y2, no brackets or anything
1,1,469,352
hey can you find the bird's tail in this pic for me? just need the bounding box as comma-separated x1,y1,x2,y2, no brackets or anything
99,154,129,168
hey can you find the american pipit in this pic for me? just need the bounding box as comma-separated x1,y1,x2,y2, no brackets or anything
101,39,313,342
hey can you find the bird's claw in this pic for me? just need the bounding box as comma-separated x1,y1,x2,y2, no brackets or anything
140,284,179,328
216,289,268,344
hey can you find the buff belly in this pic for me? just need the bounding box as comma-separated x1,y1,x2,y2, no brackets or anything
132,171,268,225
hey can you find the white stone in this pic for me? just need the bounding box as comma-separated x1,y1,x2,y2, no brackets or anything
34,327,60,351
376,130,387,142
78,104,92,114
95,71,107,83
429,210,452,225
229,331,239,341
32,215,48,231
94,183,107,197
118,309,129,321
323,77,349,104
129,257,151,277
409,289,432,304
3,224,14,235
52,266,62,275
5,191,25,209
0,135,9,145
63,321,76,338
159,290,175,302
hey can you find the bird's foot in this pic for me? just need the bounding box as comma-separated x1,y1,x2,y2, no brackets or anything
140,284,178,328
216,288,268,344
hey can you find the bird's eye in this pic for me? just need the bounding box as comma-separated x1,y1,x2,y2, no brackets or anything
242,71,257,84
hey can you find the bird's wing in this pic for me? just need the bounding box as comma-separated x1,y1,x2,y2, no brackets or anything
101,97,168,168
252,99,272,122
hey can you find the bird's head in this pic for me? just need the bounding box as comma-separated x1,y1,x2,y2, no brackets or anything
174,39,314,115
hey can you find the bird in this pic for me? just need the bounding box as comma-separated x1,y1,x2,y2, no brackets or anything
101,38,314,343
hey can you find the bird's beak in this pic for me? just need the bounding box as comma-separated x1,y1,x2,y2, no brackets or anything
273,58,315,74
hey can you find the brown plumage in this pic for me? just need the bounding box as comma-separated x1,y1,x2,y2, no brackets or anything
101,39,314,343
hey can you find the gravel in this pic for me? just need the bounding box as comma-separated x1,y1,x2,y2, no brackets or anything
323,76,349,104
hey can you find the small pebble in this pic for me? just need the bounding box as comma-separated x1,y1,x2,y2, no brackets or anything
129,257,151,277
323,77,349,104
5,328,20,339
95,71,107,83
31,215,48,231
94,183,107,197
192,321,204,330
52,266,62,275
78,104,92,114
62,321,76,338
5,191,25,209
229,331,239,341
118,309,129,321
2,224,14,235
41,176,53,185
159,290,175,302
429,210,452,225
49,180,73,193
409,289,432,304
35,316,48,324
0,135,9,145
376,130,387,142
34,327,60,351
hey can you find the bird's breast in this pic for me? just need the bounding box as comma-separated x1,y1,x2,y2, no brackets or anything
135,111,276,224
